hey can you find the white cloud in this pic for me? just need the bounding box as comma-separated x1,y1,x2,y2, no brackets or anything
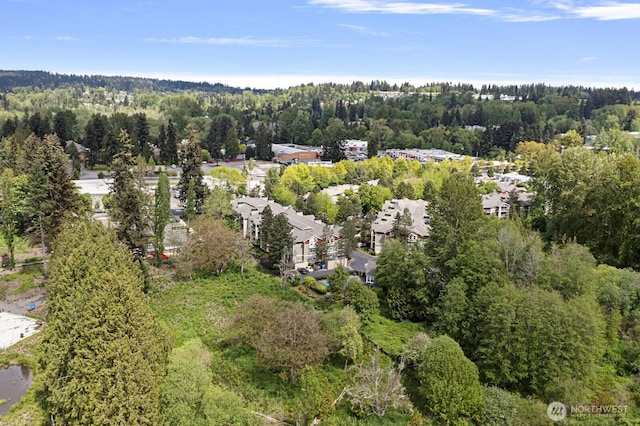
338,24,387,35
568,2,640,20
578,56,599,62
21,35,78,41
147,36,306,48
55,35,78,41
311,0,640,21
501,13,560,22
308,0,495,16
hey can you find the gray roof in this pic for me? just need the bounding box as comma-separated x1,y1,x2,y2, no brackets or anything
482,192,510,210
232,197,340,243
271,144,308,156
371,199,430,237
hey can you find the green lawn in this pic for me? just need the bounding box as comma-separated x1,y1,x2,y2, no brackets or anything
1,265,45,295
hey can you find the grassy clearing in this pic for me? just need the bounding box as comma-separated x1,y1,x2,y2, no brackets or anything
150,266,304,346
363,314,425,357
151,266,414,424
1,266,45,295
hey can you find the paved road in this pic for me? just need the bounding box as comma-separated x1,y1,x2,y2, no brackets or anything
346,250,377,273
0,294,46,316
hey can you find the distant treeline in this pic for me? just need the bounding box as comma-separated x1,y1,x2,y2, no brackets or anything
2,70,638,103
0,70,262,94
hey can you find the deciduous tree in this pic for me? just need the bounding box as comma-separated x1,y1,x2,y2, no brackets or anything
347,349,411,418
185,217,243,275
233,295,331,382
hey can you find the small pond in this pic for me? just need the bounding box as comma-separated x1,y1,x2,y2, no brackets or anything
0,365,33,415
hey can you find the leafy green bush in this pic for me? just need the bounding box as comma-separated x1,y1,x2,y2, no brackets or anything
512,394,551,426
419,336,483,424
304,276,317,287
482,386,517,426
311,281,328,295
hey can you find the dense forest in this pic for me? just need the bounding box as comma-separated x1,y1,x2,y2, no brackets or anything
2,71,640,425
1,70,639,164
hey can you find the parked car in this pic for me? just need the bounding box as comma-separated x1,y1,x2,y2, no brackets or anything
297,267,309,275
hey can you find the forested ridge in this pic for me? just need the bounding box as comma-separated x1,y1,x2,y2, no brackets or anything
2,70,640,425
0,70,256,94
1,70,639,163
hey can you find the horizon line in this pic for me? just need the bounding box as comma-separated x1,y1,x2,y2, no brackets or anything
3,69,639,92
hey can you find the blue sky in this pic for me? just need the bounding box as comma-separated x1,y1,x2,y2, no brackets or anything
2,0,640,89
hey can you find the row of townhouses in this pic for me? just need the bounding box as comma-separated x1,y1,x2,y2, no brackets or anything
232,197,345,269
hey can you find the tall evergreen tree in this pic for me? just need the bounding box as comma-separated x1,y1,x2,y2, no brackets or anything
39,134,81,239
184,179,196,223
152,172,171,266
206,114,238,160
26,160,51,273
0,169,17,269
53,110,77,143
267,212,293,269
177,125,206,211
38,220,170,425
322,118,347,162
84,113,108,167
24,134,80,273
165,119,179,165
339,218,359,259
310,97,322,129
109,130,150,257
156,124,168,164
259,205,274,251
0,115,18,138
134,113,152,161
255,122,274,161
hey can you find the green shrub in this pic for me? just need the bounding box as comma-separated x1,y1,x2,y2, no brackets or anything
512,394,551,426
304,276,317,287
311,282,328,295
482,386,517,426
